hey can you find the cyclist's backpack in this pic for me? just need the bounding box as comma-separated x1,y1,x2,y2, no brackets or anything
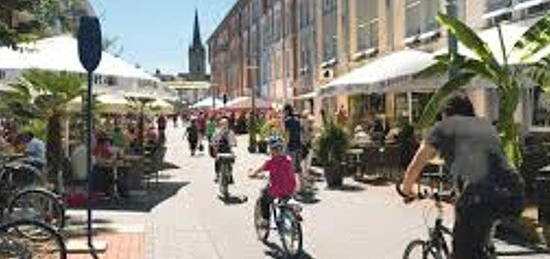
218,131,232,153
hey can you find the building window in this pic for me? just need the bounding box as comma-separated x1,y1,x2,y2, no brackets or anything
405,0,440,38
531,87,550,128
517,1,550,18
106,76,117,86
93,75,102,85
274,5,282,42
0,70,6,80
356,0,379,51
322,0,338,62
486,0,512,12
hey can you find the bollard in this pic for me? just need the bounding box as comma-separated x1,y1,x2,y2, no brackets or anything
536,176,550,225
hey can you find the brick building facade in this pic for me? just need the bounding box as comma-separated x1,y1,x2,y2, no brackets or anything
208,0,549,121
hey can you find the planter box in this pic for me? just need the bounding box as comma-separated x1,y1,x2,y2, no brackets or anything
324,164,343,188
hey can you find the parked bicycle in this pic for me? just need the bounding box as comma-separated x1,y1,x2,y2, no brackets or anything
0,219,67,259
0,159,66,241
253,193,303,258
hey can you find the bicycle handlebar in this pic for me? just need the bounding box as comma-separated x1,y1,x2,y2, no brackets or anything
395,182,449,203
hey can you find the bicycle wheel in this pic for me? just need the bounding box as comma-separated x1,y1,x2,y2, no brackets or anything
253,199,270,243
0,220,67,259
8,189,66,241
438,226,453,258
279,209,303,259
403,239,438,259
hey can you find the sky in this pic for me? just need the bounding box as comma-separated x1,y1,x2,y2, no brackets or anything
89,0,236,75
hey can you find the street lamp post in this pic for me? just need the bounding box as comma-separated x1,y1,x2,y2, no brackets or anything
446,0,459,79
247,64,259,152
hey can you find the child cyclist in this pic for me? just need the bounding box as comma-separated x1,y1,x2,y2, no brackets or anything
249,136,298,227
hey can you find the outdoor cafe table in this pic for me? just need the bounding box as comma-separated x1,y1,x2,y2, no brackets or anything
423,157,446,193
346,148,364,178
100,154,143,199
0,153,25,162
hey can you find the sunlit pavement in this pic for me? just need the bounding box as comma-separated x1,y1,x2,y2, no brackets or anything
72,124,548,259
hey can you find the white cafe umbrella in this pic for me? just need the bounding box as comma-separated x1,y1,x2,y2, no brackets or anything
191,97,224,109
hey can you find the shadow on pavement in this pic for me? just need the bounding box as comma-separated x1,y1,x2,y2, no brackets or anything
294,193,321,204
219,194,249,205
327,184,365,192
160,161,180,170
264,241,316,259
353,176,393,186
90,181,190,212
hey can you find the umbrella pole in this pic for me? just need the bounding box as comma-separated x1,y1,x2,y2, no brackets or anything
86,72,94,247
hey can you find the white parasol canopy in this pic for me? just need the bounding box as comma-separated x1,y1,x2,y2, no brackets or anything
224,96,272,109
67,93,130,113
191,97,224,109
0,35,159,82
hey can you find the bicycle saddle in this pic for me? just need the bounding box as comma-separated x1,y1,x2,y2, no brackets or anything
274,196,292,205
216,153,236,160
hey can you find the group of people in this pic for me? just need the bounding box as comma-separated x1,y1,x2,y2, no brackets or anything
245,97,526,259
0,129,46,167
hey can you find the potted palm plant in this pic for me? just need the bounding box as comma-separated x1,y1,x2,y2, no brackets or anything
257,121,271,154
315,119,349,188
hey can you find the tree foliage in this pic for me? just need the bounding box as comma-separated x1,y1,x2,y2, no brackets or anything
417,13,550,168
0,0,82,48
4,70,84,175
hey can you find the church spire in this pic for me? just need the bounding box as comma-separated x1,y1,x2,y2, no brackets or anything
192,9,202,48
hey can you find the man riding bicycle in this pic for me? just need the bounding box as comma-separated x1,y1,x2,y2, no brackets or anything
400,96,525,259
212,118,237,183
249,136,297,228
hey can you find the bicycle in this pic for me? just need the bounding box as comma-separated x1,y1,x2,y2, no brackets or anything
396,182,453,259
216,153,235,199
396,181,550,258
0,219,67,259
0,159,66,241
253,192,304,259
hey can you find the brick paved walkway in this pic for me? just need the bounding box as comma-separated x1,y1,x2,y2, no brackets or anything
67,232,145,259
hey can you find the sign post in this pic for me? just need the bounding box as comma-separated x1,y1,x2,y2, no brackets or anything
77,16,104,255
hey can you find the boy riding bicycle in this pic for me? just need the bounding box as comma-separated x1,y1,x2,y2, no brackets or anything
249,136,298,227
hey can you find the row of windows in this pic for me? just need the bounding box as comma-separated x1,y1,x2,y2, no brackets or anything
93,75,117,86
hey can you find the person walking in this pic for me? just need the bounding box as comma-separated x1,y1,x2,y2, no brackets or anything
197,112,207,152
157,114,167,143
283,104,303,193
300,109,315,193
185,117,200,156
400,96,525,259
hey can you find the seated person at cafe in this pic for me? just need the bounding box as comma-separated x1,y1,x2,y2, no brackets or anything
370,119,386,146
111,126,126,152
92,133,128,197
353,125,371,146
0,134,12,153
20,132,46,168
385,122,401,144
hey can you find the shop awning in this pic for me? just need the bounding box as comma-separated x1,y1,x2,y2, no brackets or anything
224,96,271,109
513,0,549,11
481,8,511,20
165,81,210,90
435,16,547,64
319,50,435,97
293,91,317,100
